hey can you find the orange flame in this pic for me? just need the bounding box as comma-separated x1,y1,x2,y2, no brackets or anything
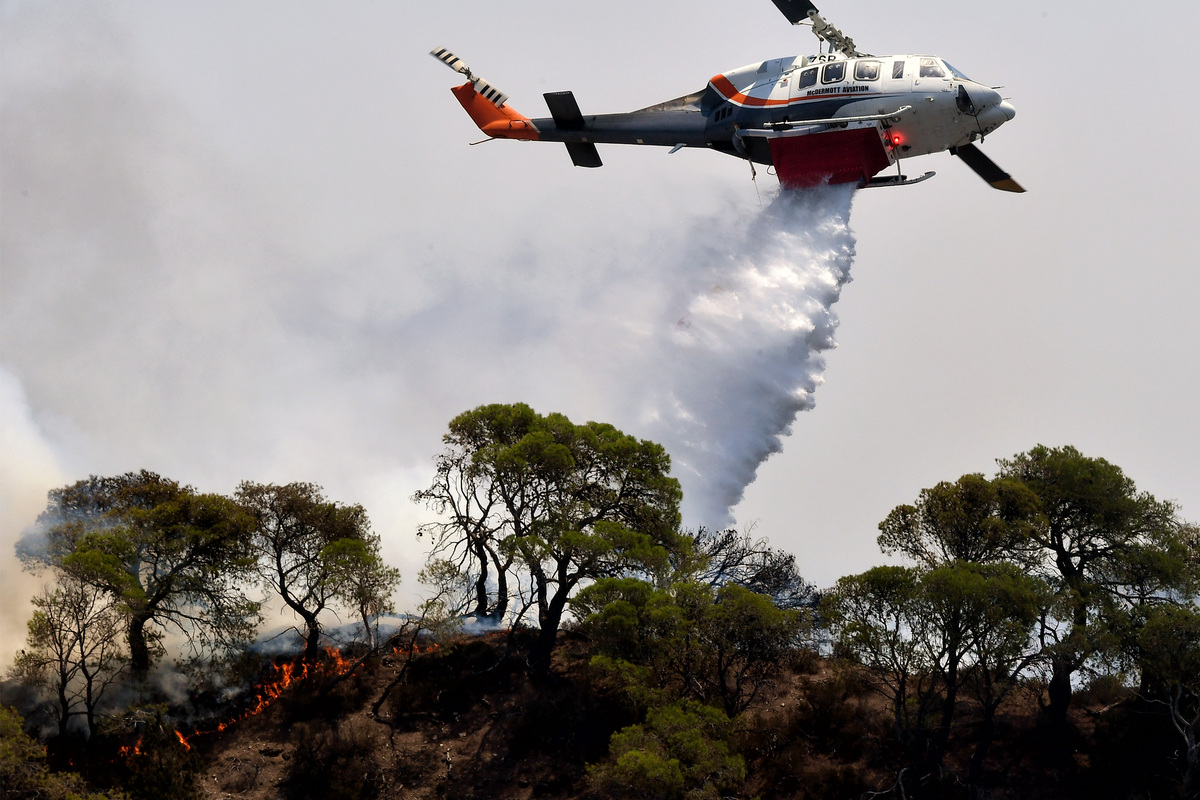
189,646,358,740
391,641,440,658
118,738,143,758
175,730,191,751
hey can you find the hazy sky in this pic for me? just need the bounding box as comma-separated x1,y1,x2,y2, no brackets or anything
3,0,1199,657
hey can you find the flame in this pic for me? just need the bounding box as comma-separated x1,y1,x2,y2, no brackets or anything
391,641,440,658
189,646,358,740
175,730,191,751
118,739,143,758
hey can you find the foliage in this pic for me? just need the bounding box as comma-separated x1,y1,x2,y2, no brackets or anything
284,719,386,800
687,525,818,610
579,578,805,716
587,699,745,800
824,561,1049,787
9,574,126,738
1137,604,1200,798
99,705,200,800
996,444,1191,725
414,403,685,672
26,471,260,674
877,472,1042,567
237,482,395,661
0,705,125,800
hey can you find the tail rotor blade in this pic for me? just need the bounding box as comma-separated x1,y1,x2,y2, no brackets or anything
430,47,472,79
952,143,1025,193
430,47,509,108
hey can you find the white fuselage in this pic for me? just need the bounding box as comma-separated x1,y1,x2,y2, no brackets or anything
710,52,1015,160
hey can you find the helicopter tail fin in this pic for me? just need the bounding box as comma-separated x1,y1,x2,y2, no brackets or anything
431,47,540,141
450,83,540,141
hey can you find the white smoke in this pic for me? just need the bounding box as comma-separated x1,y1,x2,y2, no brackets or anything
633,186,857,527
0,369,67,662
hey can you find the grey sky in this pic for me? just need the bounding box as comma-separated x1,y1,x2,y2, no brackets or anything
3,0,1199,657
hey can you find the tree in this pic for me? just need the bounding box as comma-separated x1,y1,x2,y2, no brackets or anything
877,472,1042,568
957,563,1050,784
237,482,395,661
578,579,804,717
996,445,1188,726
824,562,1048,793
823,565,930,782
688,526,818,610
324,537,402,651
25,471,260,675
1136,604,1200,799
413,404,523,623
415,403,685,673
9,574,126,739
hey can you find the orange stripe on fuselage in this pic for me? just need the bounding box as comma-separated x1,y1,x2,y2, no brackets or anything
709,75,791,107
451,83,541,141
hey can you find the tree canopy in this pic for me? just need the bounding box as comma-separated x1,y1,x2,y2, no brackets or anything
24,471,260,675
237,481,398,661
415,403,685,672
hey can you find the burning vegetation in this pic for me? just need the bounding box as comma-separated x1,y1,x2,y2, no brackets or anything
3,413,1200,800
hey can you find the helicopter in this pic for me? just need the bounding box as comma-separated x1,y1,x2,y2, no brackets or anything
431,0,1023,192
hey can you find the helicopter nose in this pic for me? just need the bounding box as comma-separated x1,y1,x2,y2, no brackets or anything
998,100,1016,120
973,85,1003,109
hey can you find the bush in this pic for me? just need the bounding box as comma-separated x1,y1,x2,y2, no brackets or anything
0,705,125,800
588,700,745,800
285,719,386,800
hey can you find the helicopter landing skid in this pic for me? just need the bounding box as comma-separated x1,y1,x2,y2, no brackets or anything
863,171,936,188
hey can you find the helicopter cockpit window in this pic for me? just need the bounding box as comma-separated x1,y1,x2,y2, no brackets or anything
854,60,880,81
892,60,905,79
797,67,818,89
821,61,846,83
942,61,972,81
919,58,946,78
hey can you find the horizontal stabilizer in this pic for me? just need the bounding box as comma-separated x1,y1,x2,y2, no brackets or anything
565,142,603,168
544,91,586,129
770,0,819,24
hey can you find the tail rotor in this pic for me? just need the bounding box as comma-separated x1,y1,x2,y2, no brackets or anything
430,47,509,108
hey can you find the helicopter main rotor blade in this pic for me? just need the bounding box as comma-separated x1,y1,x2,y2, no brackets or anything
770,0,820,24
951,143,1025,193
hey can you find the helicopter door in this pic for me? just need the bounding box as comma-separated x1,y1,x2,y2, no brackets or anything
913,57,951,91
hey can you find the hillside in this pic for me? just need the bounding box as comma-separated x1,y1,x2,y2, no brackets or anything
100,632,1174,800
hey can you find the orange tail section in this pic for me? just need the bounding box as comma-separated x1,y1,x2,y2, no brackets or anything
452,84,540,141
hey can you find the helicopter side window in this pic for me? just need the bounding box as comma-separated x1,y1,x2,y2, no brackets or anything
892,60,905,79
797,67,818,89
821,62,845,84
919,58,945,78
854,60,880,81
